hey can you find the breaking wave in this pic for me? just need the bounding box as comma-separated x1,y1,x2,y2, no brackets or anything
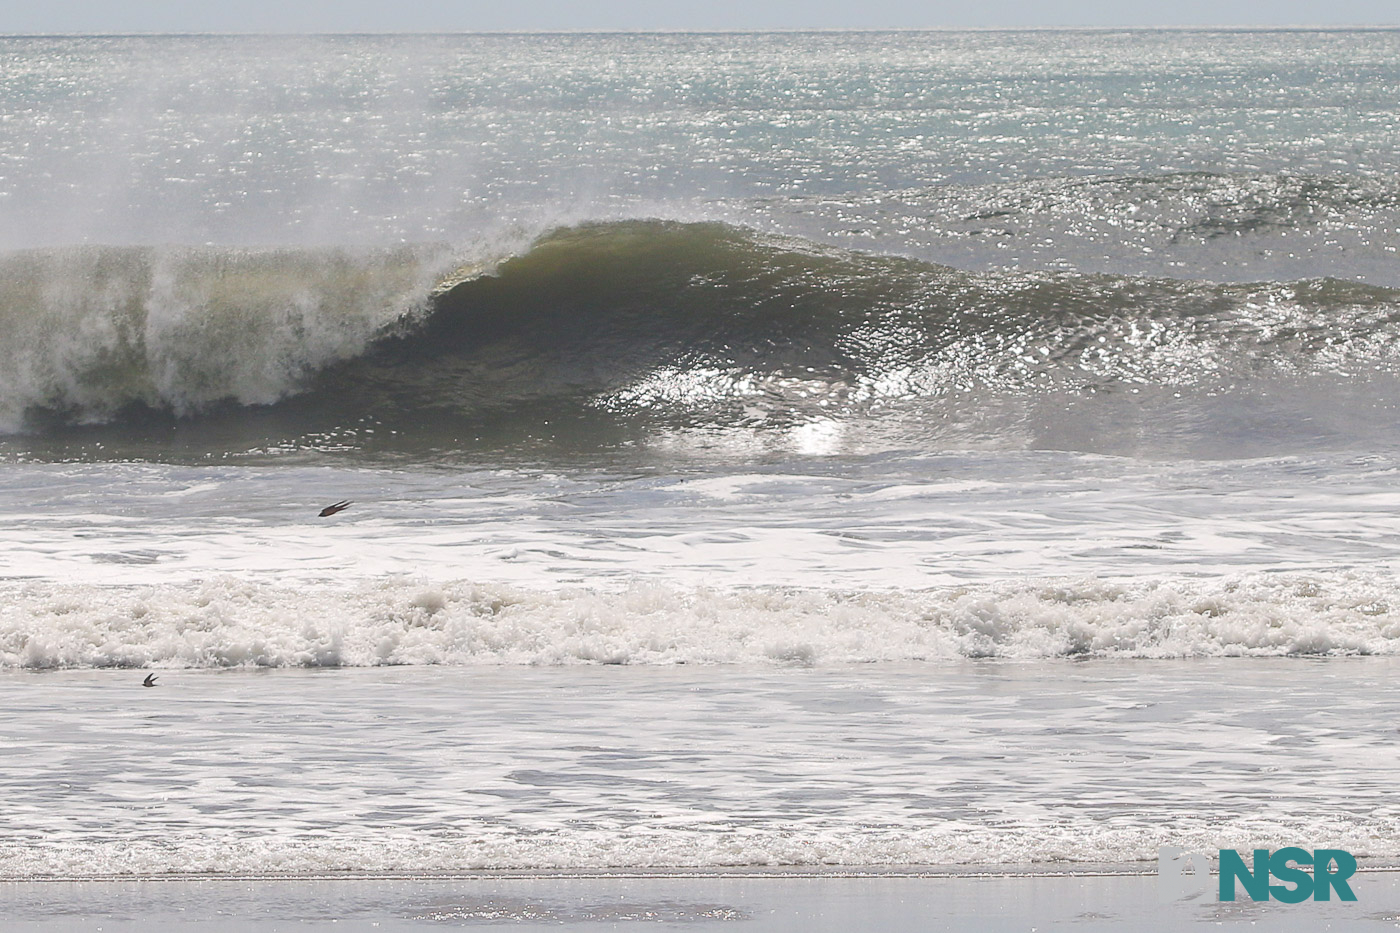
0,243,462,431
4,572,1399,669
6,219,1400,456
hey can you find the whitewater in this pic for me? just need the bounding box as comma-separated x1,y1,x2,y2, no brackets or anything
3,30,1400,882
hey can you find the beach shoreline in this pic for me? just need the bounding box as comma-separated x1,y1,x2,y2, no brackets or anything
8,859,1400,881
7,871,1400,932
7,31,1400,930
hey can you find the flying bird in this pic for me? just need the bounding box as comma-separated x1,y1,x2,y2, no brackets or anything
319,500,352,517
142,673,158,687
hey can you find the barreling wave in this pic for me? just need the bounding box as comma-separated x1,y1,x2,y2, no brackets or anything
3,572,1398,669
0,243,462,433
6,220,1400,456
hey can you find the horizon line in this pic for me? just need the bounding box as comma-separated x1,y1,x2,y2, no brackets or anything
3,24,1400,38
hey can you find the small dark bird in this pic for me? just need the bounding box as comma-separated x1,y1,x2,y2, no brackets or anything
319,500,352,517
142,673,158,687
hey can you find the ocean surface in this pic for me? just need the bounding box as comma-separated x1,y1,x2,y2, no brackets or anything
3,29,1400,880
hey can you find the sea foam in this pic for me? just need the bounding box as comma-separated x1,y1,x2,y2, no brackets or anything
4,572,1398,669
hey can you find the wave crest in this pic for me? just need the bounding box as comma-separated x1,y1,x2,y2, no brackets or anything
7,221,1400,457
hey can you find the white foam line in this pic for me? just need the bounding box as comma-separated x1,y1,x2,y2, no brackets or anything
3,571,1400,669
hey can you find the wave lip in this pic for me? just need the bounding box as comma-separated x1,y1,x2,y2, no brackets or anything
3,573,1396,669
0,244,456,433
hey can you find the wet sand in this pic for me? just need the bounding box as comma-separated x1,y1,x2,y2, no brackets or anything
5,870,1400,932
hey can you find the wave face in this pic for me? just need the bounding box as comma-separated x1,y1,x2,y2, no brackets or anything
7,220,1400,459
6,34,1400,884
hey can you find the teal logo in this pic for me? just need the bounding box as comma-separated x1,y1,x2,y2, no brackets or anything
1158,847,1358,902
